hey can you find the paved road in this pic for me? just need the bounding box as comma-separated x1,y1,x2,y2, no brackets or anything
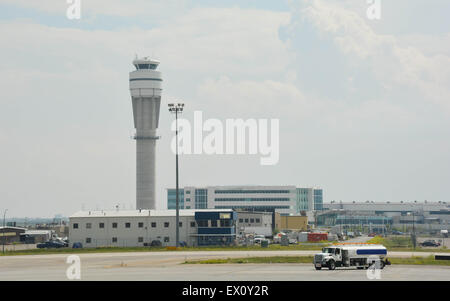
1,250,450,281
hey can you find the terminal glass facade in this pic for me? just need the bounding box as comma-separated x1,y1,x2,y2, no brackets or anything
167,189,184,209
296,188,310,211
215,198,290,202
215,190,290,194
314,189,323,210
195,189,208,209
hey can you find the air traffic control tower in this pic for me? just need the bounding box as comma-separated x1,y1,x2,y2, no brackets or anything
129,57,162,210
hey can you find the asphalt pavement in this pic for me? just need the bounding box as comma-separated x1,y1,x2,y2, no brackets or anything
1,250,450,281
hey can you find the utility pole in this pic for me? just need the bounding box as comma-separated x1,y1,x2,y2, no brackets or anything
412,211,416,249
2,209,8,254
408,210,416,249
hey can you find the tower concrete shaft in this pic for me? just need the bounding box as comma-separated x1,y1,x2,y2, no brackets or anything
129,57,162,210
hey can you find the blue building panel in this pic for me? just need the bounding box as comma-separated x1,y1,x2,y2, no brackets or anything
194,210,237,246
197,228,235,235
195,211,237,221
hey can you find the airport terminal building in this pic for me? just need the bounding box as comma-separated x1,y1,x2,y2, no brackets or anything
167,186,323,215
319,201,450,232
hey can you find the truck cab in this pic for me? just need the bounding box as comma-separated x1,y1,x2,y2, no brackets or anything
314,247,342,270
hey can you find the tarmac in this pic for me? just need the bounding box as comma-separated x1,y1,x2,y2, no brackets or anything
1,250,450,281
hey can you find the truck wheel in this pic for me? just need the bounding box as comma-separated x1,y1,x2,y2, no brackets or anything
380,261,385,269
328,260,336,270
315,266,321,270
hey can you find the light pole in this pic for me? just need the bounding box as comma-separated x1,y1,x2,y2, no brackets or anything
168,103,184,248
408,211,416,249
2,209,7,254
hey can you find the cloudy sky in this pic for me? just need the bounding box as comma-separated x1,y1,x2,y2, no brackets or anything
1,0,449,218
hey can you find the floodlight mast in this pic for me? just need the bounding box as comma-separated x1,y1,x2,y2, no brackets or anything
168,103,184,247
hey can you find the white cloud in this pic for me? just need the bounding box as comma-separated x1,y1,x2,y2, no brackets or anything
2,2,450,217
0,7,293,77
196,76,305,118
0,6,295,216
299,0,450,111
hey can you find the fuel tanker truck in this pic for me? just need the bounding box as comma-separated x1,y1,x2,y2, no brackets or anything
313,244,391,270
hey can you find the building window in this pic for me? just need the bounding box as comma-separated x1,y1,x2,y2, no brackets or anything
215,197,290,202
190,222,196,227
86,238,91,244
220,220,232,227
138,222,144,228
186,206,191,209
164,237,170,242
215,189,290,194
179,222,182,227
99,223,104,229
220,213,231,219
211,220,218,227
73,223,78,229
151,222,156,228
125,222,131,228
112,237,117,243
86,223,92,229
256,218,260,223
239,219,243,223
112,222,117,228
195,189,208,209
164,222,170,228
138,237,143,243
245,219,249,223
250,219,255,223
186,198,191,202
197,220,208,227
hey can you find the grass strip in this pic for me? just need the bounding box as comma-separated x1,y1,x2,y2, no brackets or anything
184,256,315,264
184,255,450,266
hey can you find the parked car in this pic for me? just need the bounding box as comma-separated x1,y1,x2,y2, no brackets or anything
368,233,377,237
392,230,404,235
72,242,83,248
37,240,66,249
150,240,162,247
420,240,441,247
54,238,69,247
254,235,266,244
